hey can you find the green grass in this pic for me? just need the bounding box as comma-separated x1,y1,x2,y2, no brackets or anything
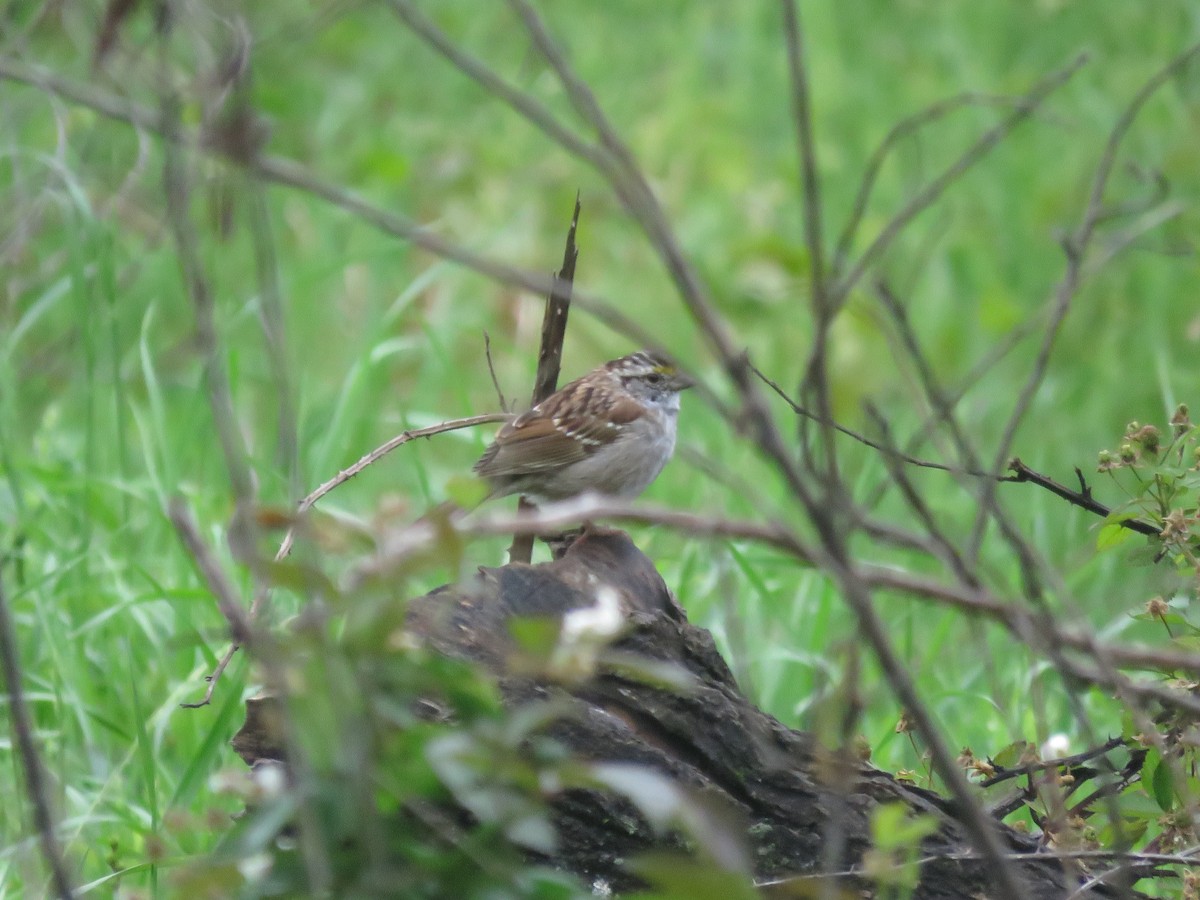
3,1,1200,895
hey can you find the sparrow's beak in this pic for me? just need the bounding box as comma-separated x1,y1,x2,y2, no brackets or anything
670,369,695,391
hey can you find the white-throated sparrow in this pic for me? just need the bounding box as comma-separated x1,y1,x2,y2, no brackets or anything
474,351,692,502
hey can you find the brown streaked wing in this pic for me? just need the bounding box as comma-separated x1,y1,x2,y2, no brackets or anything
474,414,592,476
474,382,643,477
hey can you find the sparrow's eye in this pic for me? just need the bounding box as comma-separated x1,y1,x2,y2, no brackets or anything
645,372,665,385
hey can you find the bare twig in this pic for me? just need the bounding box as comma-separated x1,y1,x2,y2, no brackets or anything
1007,458,1161,537
1063,864,1161,900
860,302,1049,514
869,279,1057,604
780,0,826,316
501,0,745,368
977,736,1130,788
872,281,989,478
178,412,509,708
833,92,1025,272
156,37,263,710
752,362,1001,478
529,195,580,405
483,332,509,413
462,496,812,560
836,55,1089,302
509,195,581,564
275,413,511,562
0,56,661,354
756,844,1194,890
167,498,333,890
180,643,239,710
975,42,1200,560
1083,199,1187,278
386,0,602,165
781,0,841,499
248,183,300,491
168,499,253,646
160,90,254,503
835,566,1033,900
864,567,1200,697
0,573,75,899
864,405,978,588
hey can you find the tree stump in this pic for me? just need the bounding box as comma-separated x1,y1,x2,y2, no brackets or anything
235,528,1123,897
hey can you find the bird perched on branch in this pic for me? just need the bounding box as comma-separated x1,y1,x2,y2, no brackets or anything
474,351,692,502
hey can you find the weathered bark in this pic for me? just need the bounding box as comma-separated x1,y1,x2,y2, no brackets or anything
236,528,1131,897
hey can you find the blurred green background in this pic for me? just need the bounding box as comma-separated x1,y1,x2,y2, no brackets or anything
2,1,1200,893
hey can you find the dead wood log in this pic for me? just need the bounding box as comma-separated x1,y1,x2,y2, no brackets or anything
235,529,1133,897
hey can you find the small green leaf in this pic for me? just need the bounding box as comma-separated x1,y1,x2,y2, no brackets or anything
1171,634,1200,651
992,740,1033,769
1096,522,1134,552
1148,751,1175,812
870,803,907,846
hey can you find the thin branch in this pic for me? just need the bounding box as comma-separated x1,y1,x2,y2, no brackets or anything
461,496,813,561
1063,865,1159,900
872,280,990,478
864,566,1200,708
833,92,1026,272
752,361,1001,478
780,0,827,315
529,195,580,406
156,42,265,711
0,55,661,354
1008,458,1161,537
977,736,1129,789
865,278,1059,604
483,332,509,414
781,0,841,497
275,413,511,562
167,498,333,890
0,573,75,899
248,180,300,492
863,300,1049,511
160,84,254,503
181,413,509,708
501,0,745,368
180,642,239,711
756,844,1193,888
864,404,978,588
836,54,1089,302
976,42,1200,558
349,497,818,590
1066,757,1147,821
1083,199,1187,278
869,277,1125,764
167,499,253,646
509,195,581,564
869,279,1053,604
834,567,1033,900
385,0,603,166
